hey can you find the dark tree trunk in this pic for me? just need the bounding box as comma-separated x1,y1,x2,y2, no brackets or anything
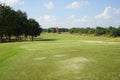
5,35,9,42
25,35,27,41
0,36,2,43
32,35,34,41
16,36,19,41
8,35,11,42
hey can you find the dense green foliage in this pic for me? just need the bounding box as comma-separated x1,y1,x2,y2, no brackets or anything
43,26,120,37
0,4,42,42
0,33,120,80
69,26,120,37
43,27,69,33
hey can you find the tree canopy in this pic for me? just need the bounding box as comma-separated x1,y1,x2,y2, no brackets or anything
43,26,120,37
69,26,120,37
0,4,42,42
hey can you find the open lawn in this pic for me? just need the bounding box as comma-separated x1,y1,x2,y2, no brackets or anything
0,33,120,80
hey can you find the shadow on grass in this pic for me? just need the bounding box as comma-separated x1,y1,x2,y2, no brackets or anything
0,38,58,43
34,38,58,41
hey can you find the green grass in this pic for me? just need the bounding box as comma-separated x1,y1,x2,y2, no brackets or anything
0,33,120,80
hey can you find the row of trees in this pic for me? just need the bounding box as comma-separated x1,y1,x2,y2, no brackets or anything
0,4,42,42
69,26,120,37
43,28,69,33
43,26,120,37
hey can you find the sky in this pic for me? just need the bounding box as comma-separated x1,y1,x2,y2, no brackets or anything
0,0,120,28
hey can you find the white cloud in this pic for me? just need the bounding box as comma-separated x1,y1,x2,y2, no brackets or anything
35,15,90,28
35,15,59,27
95,6,120,19
115,20,120,23
35,14,120,28
65,1,89,9
95,7,112,19
112,8,120,14
0,0,24,6
81,16,89,22
65,15,90,27
44,1,54,10
67,15,89,23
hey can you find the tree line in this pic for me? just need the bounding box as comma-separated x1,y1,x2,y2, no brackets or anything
0,3,42,42
43,26,120,37
43,28,69,33
69,26,120,37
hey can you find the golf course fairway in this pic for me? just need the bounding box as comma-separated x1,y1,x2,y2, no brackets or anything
0,33,120,80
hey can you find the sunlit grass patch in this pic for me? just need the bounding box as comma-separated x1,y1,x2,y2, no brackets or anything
0,33,120,80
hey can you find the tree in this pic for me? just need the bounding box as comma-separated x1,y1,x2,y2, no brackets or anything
0,3,42,42
27,19,42,41
69,28,80,34
13,10,28,40
0,4,14,41
95,27,106,36
48,28,56,33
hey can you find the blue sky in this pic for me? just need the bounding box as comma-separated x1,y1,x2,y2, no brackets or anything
0,0,120,28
